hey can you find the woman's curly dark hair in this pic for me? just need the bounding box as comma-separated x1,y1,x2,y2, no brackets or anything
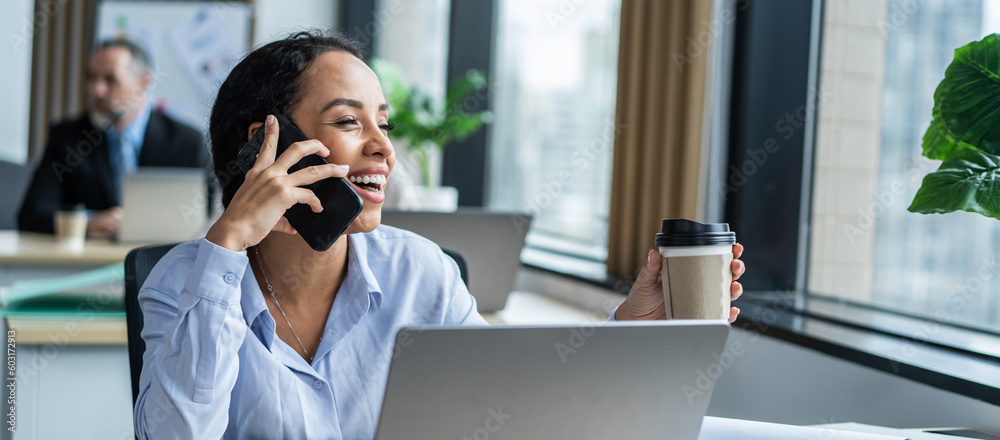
209,30,365,208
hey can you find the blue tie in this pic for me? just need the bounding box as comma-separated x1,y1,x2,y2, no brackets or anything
121,133,138,175
107,130,125,202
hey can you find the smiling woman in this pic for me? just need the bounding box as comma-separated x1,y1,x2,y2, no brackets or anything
129,30,743,439
130,31,493,439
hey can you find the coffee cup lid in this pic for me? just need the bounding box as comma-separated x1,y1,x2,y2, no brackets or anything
655,218,736,247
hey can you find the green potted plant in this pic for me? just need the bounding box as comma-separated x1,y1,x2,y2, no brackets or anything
908,33,1000,219
370,58,491,211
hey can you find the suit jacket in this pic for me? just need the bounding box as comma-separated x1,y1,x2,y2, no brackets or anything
18,111,208,234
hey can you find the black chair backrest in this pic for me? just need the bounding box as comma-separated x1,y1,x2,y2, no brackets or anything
124,243,469,405
0,160,31,230
124,243,179,405
441,248,469,287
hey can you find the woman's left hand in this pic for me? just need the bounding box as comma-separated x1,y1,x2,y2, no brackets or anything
615,244,745,322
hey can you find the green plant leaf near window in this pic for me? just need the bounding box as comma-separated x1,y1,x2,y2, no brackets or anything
909,147,1000,219
909,33,1000,219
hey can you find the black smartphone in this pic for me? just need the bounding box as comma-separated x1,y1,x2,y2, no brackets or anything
236,114,363,252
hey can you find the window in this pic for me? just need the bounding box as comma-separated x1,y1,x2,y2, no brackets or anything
375,0,451,100
487,0,621,262
809,0,1000,332
0,0,34,164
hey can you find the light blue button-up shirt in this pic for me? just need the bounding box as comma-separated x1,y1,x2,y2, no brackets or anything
133,225,487,439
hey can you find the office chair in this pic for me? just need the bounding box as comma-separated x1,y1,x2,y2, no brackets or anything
441,248,470,287
0,160,32,229
124,243,179,405
124,243,469,404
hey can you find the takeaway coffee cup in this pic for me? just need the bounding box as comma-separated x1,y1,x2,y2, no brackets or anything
656,219,736,320
55,207,87,252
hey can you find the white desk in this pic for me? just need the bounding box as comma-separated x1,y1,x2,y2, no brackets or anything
698,417,984,439
0,230,145,285
0,231,144,345
0,231,145,439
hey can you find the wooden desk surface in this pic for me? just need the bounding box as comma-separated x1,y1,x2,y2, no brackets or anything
0,230,150,265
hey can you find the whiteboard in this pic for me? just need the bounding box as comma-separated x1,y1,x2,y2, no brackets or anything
96,1,253,134
0,0,36,164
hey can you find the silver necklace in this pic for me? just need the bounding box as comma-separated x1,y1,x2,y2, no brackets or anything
254,246,317,363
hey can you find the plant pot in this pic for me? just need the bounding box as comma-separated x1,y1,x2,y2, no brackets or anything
413,186,458,212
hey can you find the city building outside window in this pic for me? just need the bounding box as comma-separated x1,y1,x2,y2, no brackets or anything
488,0,621,263
810,0,1000,331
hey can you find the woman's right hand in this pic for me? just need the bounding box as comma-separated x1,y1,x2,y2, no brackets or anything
205,114,350,252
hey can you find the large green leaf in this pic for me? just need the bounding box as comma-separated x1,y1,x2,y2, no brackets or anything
444,70,488,110
921,102,977,160
936,33,1000,155
908,148,1000,219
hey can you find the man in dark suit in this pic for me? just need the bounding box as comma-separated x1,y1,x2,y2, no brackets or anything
18,39,206,236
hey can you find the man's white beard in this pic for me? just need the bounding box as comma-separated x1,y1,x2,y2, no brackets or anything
90,112,113,130
89,104,129,130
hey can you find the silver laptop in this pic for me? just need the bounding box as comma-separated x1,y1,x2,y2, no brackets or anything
119,167,208,243
375,320,731,440
380,209,531,312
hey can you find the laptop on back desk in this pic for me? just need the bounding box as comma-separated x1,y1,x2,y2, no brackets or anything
119,167,207,243
380,209,531,312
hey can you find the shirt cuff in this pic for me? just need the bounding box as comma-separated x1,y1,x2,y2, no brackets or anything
608,306,619,322
183,238,249,304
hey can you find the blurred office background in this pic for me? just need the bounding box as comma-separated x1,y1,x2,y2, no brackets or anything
3,0,1000,437
4,0,998,331
0,0,622,267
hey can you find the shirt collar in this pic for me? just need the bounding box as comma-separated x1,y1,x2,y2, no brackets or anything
124,102,152,143
348,233,384,309
240,264,275,348
238,233,384,348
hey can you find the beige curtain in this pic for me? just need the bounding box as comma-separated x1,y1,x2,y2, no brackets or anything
28,0,99,159
606,0,713,278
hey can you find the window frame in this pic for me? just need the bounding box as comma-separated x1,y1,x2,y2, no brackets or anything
440,0,495,207
724,0,1000,405
724,0,818,293
340,0,379,58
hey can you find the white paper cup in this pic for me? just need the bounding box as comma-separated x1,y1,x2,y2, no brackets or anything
55,210,87,251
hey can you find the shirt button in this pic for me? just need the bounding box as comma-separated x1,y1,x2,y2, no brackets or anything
223,273,236,284
313,380,323,390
